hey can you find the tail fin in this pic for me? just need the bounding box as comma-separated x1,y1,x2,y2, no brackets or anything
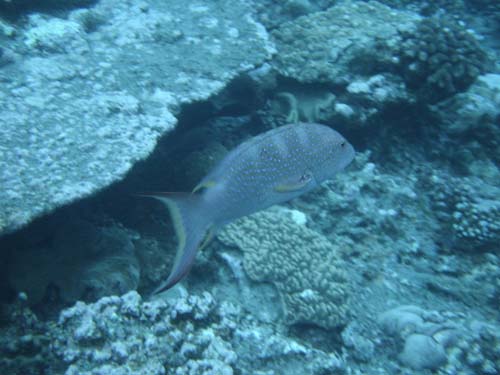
138,192,210,294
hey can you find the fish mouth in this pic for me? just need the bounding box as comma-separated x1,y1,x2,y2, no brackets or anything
342,142,356,168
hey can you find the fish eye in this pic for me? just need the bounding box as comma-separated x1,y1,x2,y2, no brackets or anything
340,141,346,148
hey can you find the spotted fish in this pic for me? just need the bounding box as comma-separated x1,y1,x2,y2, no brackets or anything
143,122,355,293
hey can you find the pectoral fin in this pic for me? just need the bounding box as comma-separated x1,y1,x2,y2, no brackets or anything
274,171,313,193
192,180,217,193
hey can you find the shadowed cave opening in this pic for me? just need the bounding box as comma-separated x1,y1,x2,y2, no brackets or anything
0,71,411,320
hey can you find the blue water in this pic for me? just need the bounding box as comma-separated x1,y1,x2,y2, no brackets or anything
0,1,498,374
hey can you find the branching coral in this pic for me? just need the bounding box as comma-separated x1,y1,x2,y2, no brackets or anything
429,175,500,252
451,197,500,251
398,16,489,103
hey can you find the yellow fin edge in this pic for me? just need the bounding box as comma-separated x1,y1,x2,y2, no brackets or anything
163,200,187,274
192,180,217,193
198,226,215,251
274,182,308,193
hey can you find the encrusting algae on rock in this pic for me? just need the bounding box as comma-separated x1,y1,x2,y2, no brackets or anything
141,122,355,293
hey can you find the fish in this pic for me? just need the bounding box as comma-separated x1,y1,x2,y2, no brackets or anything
142,122,355,294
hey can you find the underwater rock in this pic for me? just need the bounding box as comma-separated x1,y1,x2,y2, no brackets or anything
378,305,464,371
398,333,447,370
0,0,274,237
341,322,375,363
7,219,140,305
218,207,351,329
0,295,55,374
295,152,425,255
378,305,426,337
342,74,412,125
0,46,16,67
433,73,500,135
233,325,345,374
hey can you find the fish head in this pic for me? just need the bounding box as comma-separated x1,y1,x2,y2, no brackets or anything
313,127,355,182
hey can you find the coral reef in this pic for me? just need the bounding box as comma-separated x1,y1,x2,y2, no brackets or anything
0,0,274,236
24,15,88,54
343,74,412,124
433,74,500,135
1,290,347,375
267,2,425,129
429,175,500,252
271,1,419,84
375,0,499,19
432,73,500,170
0,1,499,375
398,15,489,103
376,0,467,15
218,208,351,329
451,195,500,252
252,0,337,29
54,291,228,375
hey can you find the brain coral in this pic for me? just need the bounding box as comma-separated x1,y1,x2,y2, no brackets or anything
217,208,350,329
398,16,489,103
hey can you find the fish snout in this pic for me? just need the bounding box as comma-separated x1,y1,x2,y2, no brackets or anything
341,139,355,169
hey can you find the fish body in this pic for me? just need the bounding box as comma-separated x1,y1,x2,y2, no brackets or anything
145,123,355,293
